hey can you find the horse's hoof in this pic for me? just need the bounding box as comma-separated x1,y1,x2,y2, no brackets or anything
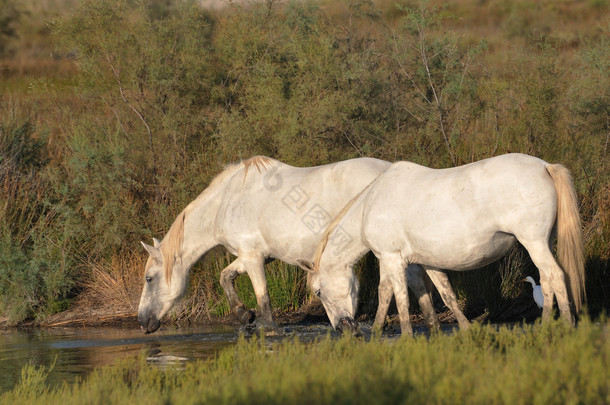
234,308,256,325
242,310,255,324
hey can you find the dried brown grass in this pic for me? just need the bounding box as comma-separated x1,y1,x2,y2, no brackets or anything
76,254,143,316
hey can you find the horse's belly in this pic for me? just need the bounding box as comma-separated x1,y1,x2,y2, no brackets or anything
410,231,516,271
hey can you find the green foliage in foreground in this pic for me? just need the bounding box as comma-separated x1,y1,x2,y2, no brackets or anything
3,319,609,405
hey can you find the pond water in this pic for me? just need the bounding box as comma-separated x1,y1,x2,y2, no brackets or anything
0,324,239,394
0,322,457,394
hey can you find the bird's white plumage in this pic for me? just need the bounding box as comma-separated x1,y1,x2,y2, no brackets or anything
524,276,544,308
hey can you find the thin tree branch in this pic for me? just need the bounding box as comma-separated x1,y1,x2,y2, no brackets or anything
105,53,157,175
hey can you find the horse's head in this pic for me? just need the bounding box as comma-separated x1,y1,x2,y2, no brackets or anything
137,238,188,334
298,259,360,335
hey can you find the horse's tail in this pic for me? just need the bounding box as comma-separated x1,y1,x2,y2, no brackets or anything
545,164,585,313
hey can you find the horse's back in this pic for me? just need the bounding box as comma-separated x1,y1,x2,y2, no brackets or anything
379,153,554,211
215,157,390,261
362,154,557,269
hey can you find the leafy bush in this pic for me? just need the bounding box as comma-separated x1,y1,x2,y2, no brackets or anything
0,106,76,323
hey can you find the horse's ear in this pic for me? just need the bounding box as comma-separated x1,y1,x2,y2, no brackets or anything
297,259,316,273
152,238,161,248
141,241,161,259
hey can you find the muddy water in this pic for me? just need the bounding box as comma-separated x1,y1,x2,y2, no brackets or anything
0,322,457,394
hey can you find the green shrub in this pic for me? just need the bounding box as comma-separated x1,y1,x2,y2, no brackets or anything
0,107,76,323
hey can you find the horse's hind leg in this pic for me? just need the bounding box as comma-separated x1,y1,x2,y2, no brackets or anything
406,264,440,331
523,241,575,325
220,259,254,325
424,267,471,330
538,272,556,322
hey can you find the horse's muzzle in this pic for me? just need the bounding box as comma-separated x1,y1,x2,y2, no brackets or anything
336,317,360,336
138,313,161,334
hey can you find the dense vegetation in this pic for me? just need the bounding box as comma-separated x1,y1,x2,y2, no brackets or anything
1,319,609,404
0,0,608,324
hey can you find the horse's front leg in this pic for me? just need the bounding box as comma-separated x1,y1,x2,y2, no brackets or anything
373,275,393,331
219,259,254,325
241,254,280,332
381,254,413,336
424,267,471,330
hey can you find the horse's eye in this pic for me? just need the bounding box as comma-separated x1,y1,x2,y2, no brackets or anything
315,289,321,298
146,276,152,283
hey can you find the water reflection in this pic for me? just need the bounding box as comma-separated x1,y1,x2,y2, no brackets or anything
0,321,459,394
0,325,237,394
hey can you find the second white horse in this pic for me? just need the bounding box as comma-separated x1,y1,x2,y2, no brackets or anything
301,154,585,335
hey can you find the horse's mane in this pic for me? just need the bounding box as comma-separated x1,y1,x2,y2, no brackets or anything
242,155,275,181
160,156,278,283
311,177,378,272
161,212,185,284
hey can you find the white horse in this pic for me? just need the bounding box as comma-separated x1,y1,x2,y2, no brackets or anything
137,156,469,333
299,154,585,335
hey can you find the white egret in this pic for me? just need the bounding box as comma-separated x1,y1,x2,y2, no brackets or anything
523,276,544,308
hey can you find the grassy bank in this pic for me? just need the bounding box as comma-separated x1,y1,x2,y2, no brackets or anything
1,319,609,404
0,0,609,325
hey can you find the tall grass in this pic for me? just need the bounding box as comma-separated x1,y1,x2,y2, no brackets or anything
1,319,608,404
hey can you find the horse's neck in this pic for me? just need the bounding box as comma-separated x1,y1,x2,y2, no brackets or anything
178,185,226,270
322,200,369,270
